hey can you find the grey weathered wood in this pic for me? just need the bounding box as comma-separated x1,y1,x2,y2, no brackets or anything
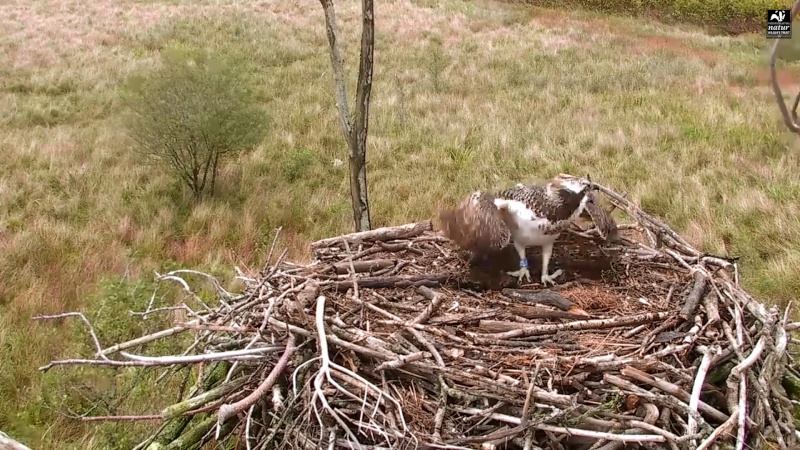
311,220,432,249
704,289,720,326
509,304,590,320
332,258,395,274
327,273,452,291
679,271,707,320
501,288,576,312
0,432,31,450
620,366,729,423
318,0,375,232
480,311,673,340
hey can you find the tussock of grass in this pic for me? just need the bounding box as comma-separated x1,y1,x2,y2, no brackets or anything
1,0,800,447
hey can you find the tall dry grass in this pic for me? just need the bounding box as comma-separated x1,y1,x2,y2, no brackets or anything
1,0,799,447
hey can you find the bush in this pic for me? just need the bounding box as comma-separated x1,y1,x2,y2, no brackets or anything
123,46,266,201
514,0,788,35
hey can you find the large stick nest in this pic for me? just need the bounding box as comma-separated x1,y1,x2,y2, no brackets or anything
39,181,800,450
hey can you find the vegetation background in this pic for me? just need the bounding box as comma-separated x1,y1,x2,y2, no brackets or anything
1,0,799,448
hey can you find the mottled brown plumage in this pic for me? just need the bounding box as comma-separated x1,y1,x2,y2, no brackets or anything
494,182,582,228
439,174,615,286
437,191,512,256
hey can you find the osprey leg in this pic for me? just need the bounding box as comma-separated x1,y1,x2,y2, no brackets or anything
506,242,532,283
540,242,563,286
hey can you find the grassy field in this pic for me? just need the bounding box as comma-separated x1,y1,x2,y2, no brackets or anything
2,0,800,447
515,0,789,35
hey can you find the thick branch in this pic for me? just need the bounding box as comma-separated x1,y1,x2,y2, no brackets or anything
311,220,432,249
501,289,579,313
679,271,707,320
477,311,672,340
508,305,590,320
327,273,453,291
0,432,32,450
332,258,395,274
217,334,296,424
620,366,729,423
687,346,717,442
318,0,353,142
349,0,375,232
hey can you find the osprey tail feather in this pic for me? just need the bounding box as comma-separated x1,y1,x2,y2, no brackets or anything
437,191,511,255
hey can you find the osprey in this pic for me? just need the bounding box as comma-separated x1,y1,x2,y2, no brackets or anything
438,174,610,286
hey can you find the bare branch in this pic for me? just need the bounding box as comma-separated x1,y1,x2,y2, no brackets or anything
217,334,296,424
33,312,109,361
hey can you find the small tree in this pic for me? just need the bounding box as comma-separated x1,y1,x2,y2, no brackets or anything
318,0,374,232
123,47,265,201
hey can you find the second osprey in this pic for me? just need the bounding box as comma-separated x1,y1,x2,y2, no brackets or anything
439,174,603,286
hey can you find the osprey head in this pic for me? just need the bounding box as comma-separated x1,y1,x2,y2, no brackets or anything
552,173,598,198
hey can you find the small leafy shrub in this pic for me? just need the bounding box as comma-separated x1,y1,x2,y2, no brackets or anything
281,146,317,182
122,46,266,201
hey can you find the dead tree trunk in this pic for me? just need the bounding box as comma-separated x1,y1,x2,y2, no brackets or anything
319,0,374,232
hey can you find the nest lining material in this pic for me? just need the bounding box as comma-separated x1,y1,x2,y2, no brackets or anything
37,181,800,450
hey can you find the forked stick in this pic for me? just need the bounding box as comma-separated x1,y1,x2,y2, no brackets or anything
310,295,408,448
687,346,719,446
33,312,109,361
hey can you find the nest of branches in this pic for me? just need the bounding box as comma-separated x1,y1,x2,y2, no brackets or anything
38,181,800,450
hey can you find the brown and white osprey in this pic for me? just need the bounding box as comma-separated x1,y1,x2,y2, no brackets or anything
439,174,609,285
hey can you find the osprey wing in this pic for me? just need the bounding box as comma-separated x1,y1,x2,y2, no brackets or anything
495,183,549,218
438,191,512,254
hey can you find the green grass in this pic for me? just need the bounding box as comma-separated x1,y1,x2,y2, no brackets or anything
1,0,800,447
